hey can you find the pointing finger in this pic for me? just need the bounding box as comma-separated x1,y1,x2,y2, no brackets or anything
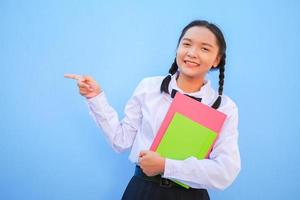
64,74,82,80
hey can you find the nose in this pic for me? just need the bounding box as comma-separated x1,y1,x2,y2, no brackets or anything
187,47,197,58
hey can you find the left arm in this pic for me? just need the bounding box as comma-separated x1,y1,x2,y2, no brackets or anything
163,105,241,190
139,105,241,190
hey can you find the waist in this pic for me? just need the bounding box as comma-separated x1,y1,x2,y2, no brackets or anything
134,165,185,188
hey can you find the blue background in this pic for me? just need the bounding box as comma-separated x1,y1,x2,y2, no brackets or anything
1,0,299,199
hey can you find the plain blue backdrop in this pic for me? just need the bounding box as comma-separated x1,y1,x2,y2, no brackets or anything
1,0,300,199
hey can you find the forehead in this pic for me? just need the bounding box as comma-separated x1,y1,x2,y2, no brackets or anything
182,26,218,46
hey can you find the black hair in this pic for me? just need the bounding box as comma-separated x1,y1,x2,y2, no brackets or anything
160,20,227,109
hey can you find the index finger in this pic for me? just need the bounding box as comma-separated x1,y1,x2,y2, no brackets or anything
64,74,82,80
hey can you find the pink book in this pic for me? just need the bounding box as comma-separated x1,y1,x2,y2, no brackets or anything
150,92,227,157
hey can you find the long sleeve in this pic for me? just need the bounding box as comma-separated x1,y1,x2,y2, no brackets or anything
163,104,241,190
86,81,144,153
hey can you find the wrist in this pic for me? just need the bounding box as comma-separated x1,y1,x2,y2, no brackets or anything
85,90,102,99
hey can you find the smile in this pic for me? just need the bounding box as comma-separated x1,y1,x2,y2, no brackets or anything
184,60,200,67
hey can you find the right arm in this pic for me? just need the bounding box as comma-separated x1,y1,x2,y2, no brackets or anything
64,74,143,153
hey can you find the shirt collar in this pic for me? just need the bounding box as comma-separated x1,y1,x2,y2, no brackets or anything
168,72,216,105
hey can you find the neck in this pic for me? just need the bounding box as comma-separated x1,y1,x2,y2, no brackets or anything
176,74,205,93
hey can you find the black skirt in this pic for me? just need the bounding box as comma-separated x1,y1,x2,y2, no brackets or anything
121,166,210,200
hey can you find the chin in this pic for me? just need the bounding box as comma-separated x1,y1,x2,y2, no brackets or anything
179,68,202,78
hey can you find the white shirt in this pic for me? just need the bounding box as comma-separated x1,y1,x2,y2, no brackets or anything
86,73,241,190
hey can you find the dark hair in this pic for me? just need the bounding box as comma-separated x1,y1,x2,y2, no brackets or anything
160,20,226,109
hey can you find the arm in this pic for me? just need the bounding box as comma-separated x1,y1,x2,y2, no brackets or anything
87,87,143,153
162,106,241,190
64,73,144,153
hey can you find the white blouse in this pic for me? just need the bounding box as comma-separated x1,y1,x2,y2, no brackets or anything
86,73,241,190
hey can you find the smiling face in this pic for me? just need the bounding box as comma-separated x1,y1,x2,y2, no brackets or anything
176,26,221,80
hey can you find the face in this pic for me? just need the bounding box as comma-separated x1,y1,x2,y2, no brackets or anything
176,26,221,80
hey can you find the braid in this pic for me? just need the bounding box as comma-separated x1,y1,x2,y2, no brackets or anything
169,58,178,75
160,58,178,94
218,54,226,95
212,54,226,109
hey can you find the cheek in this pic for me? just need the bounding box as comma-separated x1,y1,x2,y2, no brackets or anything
176,49,185,63
201,54,216,64
176,55,183,68
176,47,186,57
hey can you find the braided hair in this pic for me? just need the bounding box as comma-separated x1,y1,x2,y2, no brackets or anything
160,20,227,109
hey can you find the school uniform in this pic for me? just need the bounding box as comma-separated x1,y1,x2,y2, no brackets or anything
86,72,241,200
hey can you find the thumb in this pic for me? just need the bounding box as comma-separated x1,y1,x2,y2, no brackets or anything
80,76,90,84
83,75,95,83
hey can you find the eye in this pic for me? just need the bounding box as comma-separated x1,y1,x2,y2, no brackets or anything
182,42,191,47
201,47,209,52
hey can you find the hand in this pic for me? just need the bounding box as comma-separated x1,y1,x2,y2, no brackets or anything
138,150,165,176
64,73,102,99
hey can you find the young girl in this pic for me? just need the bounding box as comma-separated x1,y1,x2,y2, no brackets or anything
65,20,241,200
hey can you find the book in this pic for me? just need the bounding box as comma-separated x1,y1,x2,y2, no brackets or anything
150,92,227,188
156,112,217,160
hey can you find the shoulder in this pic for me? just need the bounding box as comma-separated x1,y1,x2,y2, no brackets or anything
129,75,166,104
139,76,165,86
218,94,238,117
134,76,165,93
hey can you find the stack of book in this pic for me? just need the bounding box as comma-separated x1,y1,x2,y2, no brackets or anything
150,92,227,188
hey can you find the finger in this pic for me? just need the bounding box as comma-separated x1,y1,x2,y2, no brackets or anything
138,156,145,166
84,80,95,90
83,77,95,88
81,76,100,91
79,88,90,94
79,91,88,96
80,87,95,95
64,74,82,80
80,91,91,97
77,81,90,88
77,81,89,88
77,81,93,91
139,150,147,157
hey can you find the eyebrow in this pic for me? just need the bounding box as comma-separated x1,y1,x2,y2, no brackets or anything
182,38,214,48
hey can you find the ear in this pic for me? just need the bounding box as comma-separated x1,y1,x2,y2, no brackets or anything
212,54,221,68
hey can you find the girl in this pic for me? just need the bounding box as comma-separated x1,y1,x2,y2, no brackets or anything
65,20,241,200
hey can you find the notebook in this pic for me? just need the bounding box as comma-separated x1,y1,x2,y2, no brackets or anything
156,112,217,160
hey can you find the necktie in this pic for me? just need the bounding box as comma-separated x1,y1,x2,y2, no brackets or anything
170,89,202,102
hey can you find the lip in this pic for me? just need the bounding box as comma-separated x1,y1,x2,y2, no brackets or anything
184,60,200,67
